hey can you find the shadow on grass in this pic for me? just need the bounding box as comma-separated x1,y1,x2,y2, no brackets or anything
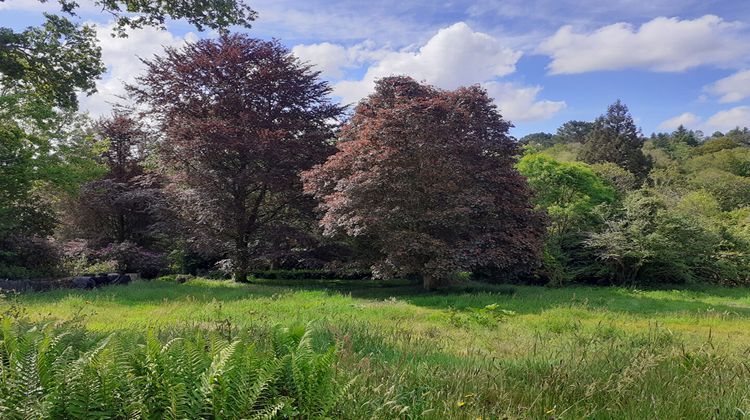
14,277,750,319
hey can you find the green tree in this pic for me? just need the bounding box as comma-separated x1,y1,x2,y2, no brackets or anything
689,168,750,210
588,189,720,284
556,120,594,144
518,154,615,238
517,153,615,284
519,132,555,148
580,100,651,179
1,0,256,111
589,162,638,196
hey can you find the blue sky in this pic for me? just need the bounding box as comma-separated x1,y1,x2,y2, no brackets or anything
2,0,750,137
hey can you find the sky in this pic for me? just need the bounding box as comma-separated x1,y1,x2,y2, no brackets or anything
2,0,750,137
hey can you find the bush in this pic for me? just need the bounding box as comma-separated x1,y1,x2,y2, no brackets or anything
0,235,61,279
587,189,723,285
251,269,370,281
0,318,353,419
96,242,166,278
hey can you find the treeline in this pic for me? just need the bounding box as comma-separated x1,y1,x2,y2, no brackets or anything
520,113,750,286
2,32,749,289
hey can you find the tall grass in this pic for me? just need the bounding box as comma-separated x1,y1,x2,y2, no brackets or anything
5,279,750,418
332,321,750,418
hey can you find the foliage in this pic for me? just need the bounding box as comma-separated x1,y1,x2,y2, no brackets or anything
7,279,750,418
539,141,584,162
130,35,342,282
518,153,615,237
95,241,165,278
684,147,750,177
0,15,104,110
303,76,546,289
517,153,615,284
555,120,594,144
518,132,555,147
689,168,750,210
589,162,638,195
0,0,255,113
579,100,652,179
518,121,593,148
587,189,721,284
0,317,349,419
0,235,61,279
50,0,257,35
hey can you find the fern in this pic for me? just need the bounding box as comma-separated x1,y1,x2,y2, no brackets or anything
0,318,351,419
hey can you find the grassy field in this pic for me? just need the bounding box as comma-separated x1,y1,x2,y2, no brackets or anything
5,277,750,418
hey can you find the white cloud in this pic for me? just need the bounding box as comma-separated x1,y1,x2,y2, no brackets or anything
328,22,563,122
78,23,197,116
291,41,388,79
705,69,750,103
658,112,701,130
705,106,750,131
484,82,566,122
537,15,749,74
332,23,522,103
292,43,350,79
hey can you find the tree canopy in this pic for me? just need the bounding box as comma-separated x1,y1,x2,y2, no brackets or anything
129,34,342,282
580,100,651,179
303,76,546,289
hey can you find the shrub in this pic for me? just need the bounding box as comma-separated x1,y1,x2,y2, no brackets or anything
0,235,61,279
96,241,165,278
587,189,722,285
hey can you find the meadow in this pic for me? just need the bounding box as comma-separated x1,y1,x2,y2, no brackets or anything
4,277,750,418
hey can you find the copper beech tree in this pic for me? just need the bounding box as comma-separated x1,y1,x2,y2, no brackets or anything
129,35,342,282
303,77,546,289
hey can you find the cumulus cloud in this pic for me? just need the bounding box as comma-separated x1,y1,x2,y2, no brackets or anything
705,70,750,103
484,82,566,122
324,22,563,122
537,15,749,74
332,22,521,100
78,23,197,116
291,41,389,79
658,112,701,130
292,43,351,79
705,106,750,131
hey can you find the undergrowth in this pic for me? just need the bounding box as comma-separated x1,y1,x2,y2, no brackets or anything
0,317,352,419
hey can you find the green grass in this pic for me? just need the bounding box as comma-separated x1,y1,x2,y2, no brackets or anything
5,277,750,418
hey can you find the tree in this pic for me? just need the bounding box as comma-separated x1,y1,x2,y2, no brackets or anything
580,100,651,179
95,114,148,181
1,0,256,110
0,121,55,238
556,120,594,144
587,189,719,284
517,153,615,284
519,132,555,148
302,76,546,290
589,162,637,196
518,154,615,239
0,15,104,110
63,114,169,248
671,125,700,147
129,35,342,282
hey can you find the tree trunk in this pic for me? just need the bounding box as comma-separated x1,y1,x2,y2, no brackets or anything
234,239,249,283
422,273,440,290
